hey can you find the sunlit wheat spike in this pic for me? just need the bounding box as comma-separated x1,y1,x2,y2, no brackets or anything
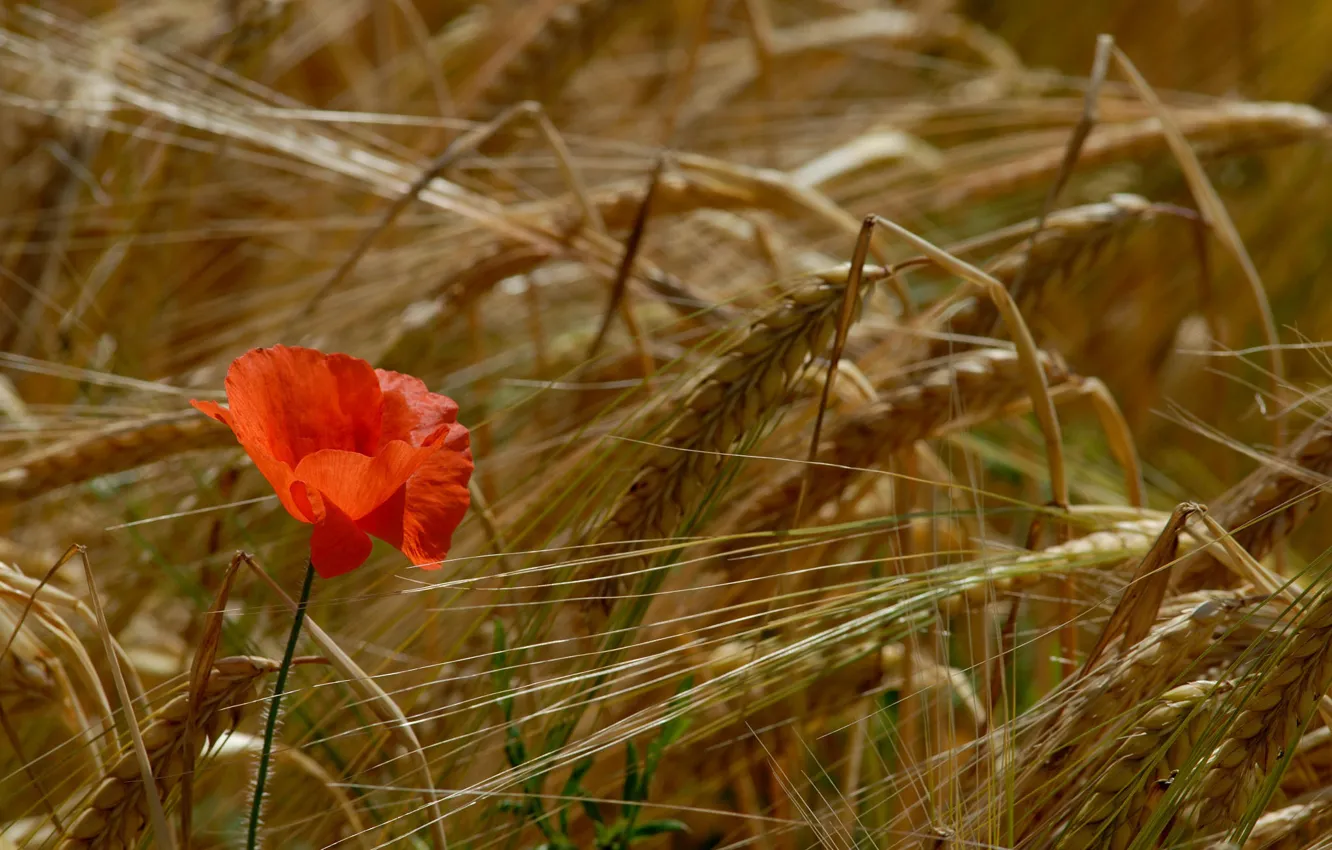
1056,680,1229,850
0,413,234,504
1182,585,1332,838
975,599,1227,842
0,575,60,712
733,346,1072,537
936,515,1199,618
1179,412,1332,590
58,656,279,850
580,169,767,233
583,265,884,607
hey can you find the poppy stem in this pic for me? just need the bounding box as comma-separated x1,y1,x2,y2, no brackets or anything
246,559,316,850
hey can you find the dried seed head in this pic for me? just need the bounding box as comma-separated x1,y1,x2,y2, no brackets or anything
57,656,278,850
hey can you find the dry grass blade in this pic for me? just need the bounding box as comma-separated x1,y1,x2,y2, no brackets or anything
71,545,175,850
1081,503,1198,676
586,156,667,362
1192,511,1295,604
179,553,245,850
793,215,876,527
302,100,542,318
1180,412,1332,590
1003,33,1112,311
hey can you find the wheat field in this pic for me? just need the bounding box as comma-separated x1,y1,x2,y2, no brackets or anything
3,1,1332,849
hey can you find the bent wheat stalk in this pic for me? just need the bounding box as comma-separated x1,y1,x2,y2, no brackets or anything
861,215,1067,509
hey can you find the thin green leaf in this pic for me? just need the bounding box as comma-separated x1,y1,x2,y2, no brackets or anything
624,739,642,804
504,726,525,769
631,819,689,839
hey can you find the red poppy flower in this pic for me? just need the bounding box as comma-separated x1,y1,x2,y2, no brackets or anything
192,346,472,578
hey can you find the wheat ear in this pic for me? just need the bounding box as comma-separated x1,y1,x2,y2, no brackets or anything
936,193,1166,346
985,600,1226,841
584,265,884,606
463,0,654,116
1180,413,1332,589
1223,786,1332,850
1185,584,1332,836
1058,680,1229,850
931,101,1328,213
735,347,1071,536
58,656,279,850
0,413,233,504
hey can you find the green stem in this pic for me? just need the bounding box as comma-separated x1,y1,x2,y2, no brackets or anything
246,560,316,850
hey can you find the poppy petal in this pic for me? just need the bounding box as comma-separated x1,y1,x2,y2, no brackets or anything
357,484,407,550
376,370,459,449
301,487,374,578
192,399,308,522
222,346,384,465
398,424,472,568
293,441,436,521
190,399,233,427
